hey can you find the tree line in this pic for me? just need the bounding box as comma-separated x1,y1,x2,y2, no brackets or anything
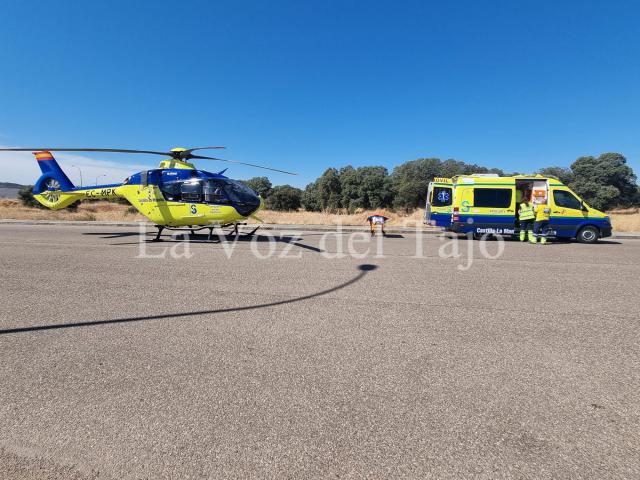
243,152,639,212
17,152,638,212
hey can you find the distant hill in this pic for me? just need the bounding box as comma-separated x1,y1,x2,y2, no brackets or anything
0,182,27,189
0,182,28,199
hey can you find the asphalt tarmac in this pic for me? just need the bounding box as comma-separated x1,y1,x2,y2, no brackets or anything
1,224,639,479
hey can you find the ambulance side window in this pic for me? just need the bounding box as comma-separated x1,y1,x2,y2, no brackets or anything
553,190,581,210
431,187,452,207
473,188,512,208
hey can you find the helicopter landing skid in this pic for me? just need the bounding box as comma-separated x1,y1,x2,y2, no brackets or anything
152,226,165,242
223,222,260,237
151,223,260,242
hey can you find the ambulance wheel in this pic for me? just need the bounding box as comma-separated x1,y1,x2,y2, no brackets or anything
576,226,599,244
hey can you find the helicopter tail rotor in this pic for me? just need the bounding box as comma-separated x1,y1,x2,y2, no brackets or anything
33,151,75,191
31,151,79,209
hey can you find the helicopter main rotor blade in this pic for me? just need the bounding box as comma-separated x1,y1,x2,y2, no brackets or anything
0,147,226,156
190,154,298,175
0,147,172,156
0,147,297,174
186,146,226,152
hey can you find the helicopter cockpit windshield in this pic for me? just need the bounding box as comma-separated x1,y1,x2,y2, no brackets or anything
206,179,260,215
217,180,259,204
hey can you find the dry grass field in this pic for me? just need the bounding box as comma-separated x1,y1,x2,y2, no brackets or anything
257,208,427,228
0,200,425,227
1,199,639,232
608,208,640,232
0,199,146,222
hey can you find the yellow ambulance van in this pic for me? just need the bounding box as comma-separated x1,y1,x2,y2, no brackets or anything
425,174,612,243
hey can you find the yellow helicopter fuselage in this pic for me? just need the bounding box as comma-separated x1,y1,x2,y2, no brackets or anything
31,153,263,227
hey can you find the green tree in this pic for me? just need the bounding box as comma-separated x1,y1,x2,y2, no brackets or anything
236,155,640,214
18,185,42,208
569,153,639,210
240,176,272,198
265,185,303,211
438,159,467,178
538,166,574,185
316,167,342,211
338,166,363,212
305,165,393,213
17,185,79,210
301,181,321,211
357,166,392,210
390,158,441,210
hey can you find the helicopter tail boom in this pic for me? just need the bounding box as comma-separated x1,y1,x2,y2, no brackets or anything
31,151,123,209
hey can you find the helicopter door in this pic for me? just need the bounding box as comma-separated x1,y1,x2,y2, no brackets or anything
135,171,165,220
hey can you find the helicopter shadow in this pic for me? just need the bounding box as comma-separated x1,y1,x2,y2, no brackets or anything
210,233,325,253
0,264,378,335
83,231,145,239
100,231,325,253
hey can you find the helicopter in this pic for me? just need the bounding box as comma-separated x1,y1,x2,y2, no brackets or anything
0,146,297,241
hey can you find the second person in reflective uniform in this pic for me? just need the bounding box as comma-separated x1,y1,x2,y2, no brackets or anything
517,192,536,242
533,202,551,244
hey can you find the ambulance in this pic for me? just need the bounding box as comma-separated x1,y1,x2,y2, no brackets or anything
424,174,612,243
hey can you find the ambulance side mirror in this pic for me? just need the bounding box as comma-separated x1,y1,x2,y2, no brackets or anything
581,202,588,212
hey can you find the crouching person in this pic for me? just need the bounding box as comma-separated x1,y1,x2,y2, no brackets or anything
367,213,388,236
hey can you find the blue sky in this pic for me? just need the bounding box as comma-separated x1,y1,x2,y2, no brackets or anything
1,0,639,187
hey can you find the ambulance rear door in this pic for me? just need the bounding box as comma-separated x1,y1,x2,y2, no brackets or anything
425,179,454,227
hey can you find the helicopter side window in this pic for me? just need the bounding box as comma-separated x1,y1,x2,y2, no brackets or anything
159,181,182,201
180,180,203,202
203,180,232,204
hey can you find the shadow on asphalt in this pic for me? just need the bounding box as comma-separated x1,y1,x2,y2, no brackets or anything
83,231,144,239
453,234,623,246
594,240,623,245
102,233,325,253
0,264,378,335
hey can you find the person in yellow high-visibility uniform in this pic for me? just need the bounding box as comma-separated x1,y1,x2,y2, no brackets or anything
533,202,551,244
517,195,536,242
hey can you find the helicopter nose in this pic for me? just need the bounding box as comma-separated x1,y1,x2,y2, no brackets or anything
242,194,262,219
